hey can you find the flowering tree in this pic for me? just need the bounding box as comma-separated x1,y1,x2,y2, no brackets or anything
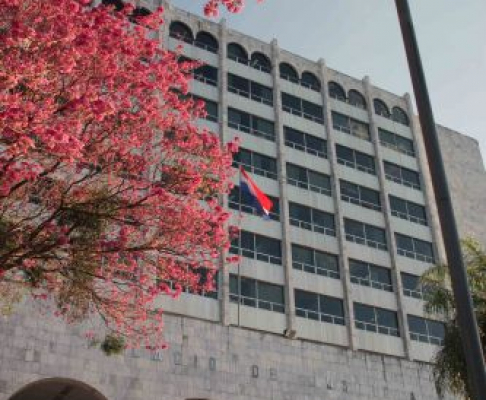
203,0,261,17
0,0,237,350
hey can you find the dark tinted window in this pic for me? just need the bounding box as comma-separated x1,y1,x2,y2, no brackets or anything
344,219,387,251
336,145,376,175
373,99,390,118
279,62,299,83
295,289,345,325
350,259,393,292
169,21,193,43
291,244,339,279
250,52,272,73
301,71,321,91
384,161,421,190
328,81,346,101
286,163,331,195
194,31,219,53
395,233,435,263
389,195,427,225
227,43,248,62
348,89,367,109
392,106,410,126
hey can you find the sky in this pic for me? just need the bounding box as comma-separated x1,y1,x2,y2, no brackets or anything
172,0,486,164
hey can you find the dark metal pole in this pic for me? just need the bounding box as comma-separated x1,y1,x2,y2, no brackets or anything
394,1,486,399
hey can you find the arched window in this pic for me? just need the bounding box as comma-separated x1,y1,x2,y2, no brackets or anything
227,43,248,63
169,21,194,44
195,31,219,53
301,72,321,92
10,378,108,400
392,106,410,126
250,52,272,73
348,89,367,110
129,6,151,23
373,99,391,118
279,62,299,83
328,81,346,102
102,0,124,11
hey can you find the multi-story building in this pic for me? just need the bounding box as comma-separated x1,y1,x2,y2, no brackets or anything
1,2,485,400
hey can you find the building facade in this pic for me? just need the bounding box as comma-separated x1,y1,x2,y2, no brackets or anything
1,1,485,399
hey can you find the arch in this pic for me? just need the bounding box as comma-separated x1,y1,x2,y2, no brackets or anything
392,106,410,126
9,378,108,400
195,31,219,53
250,52,272,73
373,98,391,118
348,89,367,109
169,21,194,44
279,62,299,83
328,81,346,101
301,71,321,91
227,42,248,63
101,0,124,11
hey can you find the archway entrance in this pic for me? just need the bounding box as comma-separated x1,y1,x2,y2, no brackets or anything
9,378,108,400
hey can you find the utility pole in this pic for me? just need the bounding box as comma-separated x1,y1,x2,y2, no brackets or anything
394,1,486,399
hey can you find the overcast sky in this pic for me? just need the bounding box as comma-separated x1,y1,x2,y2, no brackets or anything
172,0,486,164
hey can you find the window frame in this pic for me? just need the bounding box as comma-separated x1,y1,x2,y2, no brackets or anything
289,202,336,237
230,275,285,313
344,218,388,251
354,303,400,337
295,289,345,325
291,244,340,279
349,259,393,292
336,145,376,175
230,230,282,265
286,163,332,196
340,180,381,212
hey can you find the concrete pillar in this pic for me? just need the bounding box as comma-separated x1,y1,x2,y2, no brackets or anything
271,40,296,336
363,77,412,359
217,19,231,326
404,94,446,265
318,59,356,350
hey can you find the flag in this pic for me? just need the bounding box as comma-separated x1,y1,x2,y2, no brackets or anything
239,166,273,218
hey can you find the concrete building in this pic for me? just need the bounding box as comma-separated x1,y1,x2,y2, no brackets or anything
1,1,485,399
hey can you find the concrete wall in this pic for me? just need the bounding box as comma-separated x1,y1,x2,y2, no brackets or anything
0,304,453,400
437,125,486,246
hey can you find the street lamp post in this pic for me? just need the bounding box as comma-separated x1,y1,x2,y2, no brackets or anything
394,1,486,399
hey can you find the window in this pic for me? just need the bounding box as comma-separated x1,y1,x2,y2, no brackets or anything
250,52,272,73
229,186,280,221
401,272,426,299
344,218,387,251
163,269,219,300
289,202,336,236
281,93,324,124
392,106,410,126
286,163,331,196
169,21,194,44
191,96,218,122
336,145,376,175
227,43,248,64
348,89,367,110
228,73,273,106
194,31,218,53
102,0,124,11
230,275,285,313
395,233,435,263
349,259,393,292
301,71,321,92
228,108,275,141
230,230,282,265
332,112,370,141
408,315,445,345
373,99,390,118
194,64,218,86
233,148,277,180
389,195,427,225
340,180,381,211
384,161,421,190
354,303,400,337
379,128,415,157
295,290,345,325
328,81,346,101
292,244,339,279
279,62,299,83
284,126,327,158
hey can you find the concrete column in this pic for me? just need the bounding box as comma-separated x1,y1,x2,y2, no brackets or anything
318,59,356,350
404,94,446,265
159,0,172,45
217,19,231,327
363,77,412,359
271,40,296,336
